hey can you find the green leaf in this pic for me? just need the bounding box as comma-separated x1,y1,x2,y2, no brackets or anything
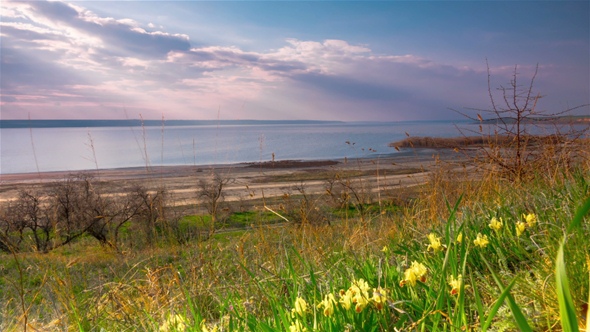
470,272,485,330
555,240,579,332
556,195,590,332
567,195,590,233
481,254,533,332
482,277,518,331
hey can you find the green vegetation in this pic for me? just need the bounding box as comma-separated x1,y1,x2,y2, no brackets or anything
1,148,588,331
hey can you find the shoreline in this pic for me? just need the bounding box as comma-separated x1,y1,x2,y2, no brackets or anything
0,148,443,183
0,148,463,206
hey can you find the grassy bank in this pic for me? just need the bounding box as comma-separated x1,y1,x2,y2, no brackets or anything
1,151,589,331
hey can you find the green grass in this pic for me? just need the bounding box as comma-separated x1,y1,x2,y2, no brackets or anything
1,163,589,331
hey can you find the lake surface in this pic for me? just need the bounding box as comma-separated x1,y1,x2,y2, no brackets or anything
0,120,498,174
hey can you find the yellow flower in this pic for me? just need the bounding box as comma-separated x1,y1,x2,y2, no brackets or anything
427,233,444,252
200,320,218,332
400,261,428,287
339,289,354,310
371,287,388,310
317,293,336,316
354,297,369,313
381,245,389,253
351,278,370,295
523,213,537,227
456,233,463,244
289,319,307,332
160,314,187,332
292,297,307,317
349,279,370,313
473,233,489,248
489,217,503,231
516,221,526,237
448,274,463,296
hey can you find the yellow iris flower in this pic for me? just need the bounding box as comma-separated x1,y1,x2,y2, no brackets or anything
317,293,336,317
289,319,307,332
427,233,444,252
349,279,370,313
200,320,218,332
160,314,187,332
292,297,308,317
400,261,428,287
473,233,489,248
448,274,463,296
489,217,503,231
372,287,388,310
339,289,354,310
516,221,526,237
523,213,537,227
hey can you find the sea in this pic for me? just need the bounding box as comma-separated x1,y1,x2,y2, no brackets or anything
0,119,558,175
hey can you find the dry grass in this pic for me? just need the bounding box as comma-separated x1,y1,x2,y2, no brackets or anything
389,135,512,149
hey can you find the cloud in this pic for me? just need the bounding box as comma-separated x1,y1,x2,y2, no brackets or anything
289,72,411,102
1,95,17,103
0,46,87,89
3,1,584,121
7,0,191,58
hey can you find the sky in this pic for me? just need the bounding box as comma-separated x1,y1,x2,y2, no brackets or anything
1,1,589,121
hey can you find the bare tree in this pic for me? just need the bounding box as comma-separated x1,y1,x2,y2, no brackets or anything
0,194,36,252
0,174,170,252
18,190,53,252
455,61,589,182
0,209,12,252
49,173,108,249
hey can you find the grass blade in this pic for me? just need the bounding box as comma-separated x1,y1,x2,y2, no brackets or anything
481,254,533,332
566,196,590,233
482,277,518,331
556,195,590,332
555,239,579,332
469,271,486,330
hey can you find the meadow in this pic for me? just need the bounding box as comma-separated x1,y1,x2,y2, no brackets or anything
0,127,589,331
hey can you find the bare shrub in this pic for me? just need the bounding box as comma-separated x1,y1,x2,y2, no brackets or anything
389,135,513,149
129,185,167,246
0,190,49,252
0,173,156,252
279,182,329,225
325,170,373,220
197,171,232,236
48,173,114,249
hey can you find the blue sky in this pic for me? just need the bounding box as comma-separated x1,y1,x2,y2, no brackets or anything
1,1,588,121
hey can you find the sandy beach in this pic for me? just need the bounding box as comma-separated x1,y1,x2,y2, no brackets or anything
0,148,467,209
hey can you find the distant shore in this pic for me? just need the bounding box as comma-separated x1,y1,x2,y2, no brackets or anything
0,119,344,129
477,115,590,125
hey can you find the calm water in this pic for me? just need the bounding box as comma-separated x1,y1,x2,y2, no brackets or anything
1,121,480,174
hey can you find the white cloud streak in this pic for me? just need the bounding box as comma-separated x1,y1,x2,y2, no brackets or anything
1,0,587,121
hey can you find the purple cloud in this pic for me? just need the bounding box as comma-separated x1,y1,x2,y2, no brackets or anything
1,1,586,121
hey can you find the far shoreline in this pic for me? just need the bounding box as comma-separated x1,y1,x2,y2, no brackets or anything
0,148,446,184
